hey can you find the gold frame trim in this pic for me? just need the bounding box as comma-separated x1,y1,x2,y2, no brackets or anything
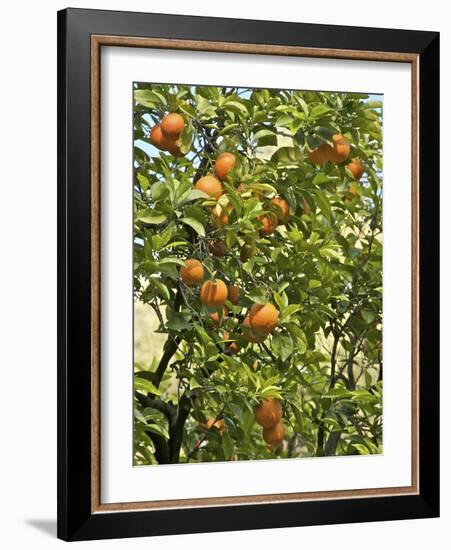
90,35,420,514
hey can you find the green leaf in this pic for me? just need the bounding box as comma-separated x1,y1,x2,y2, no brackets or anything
134,89,167,108
352,443,371,455
150,181,169,201
166,312,191,331
136,172,150,191
134,377,161,396
361,308,376,324
247,288,269,304
180,217,205,236
314,190,332,223
222,432,234,459
178,189,209,205
222,99,248,117
281,304,302,320
327,388,351,398
310,104,332,119
195,95,216,117
179,124,194,154
158,257,186,267
308,279,321,289
145,423,169,440
271,333,294,362
285,324,307,354
137,209,168,225
253,129,278,146
273,291,288,310
189,377,201,390
296,95,309,117
271,147,303,163
312,173,330,185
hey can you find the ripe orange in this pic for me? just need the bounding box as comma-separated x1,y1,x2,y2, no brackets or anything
307,143,330,165
195,175,223,199
208,239,228,257
347,158,364,180
263,421,286,446
227,285,240,305
206,418,226,432
161,113,185,138
240,243,256,262
328,134,350,163
249,303,279,334
254,398,283,428
209,305,229,326
200,279,228,308
214,152,236,181
180,259,204,286
211,204,231,227
149,123,175,151
270,197,290,224
242,315,268,344
259,212,278,236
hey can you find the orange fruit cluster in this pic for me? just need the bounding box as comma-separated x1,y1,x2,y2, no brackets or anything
149,112,185,156
254,398,285,448
307,134,350,165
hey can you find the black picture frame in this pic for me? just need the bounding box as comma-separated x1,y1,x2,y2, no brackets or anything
57,7,439,541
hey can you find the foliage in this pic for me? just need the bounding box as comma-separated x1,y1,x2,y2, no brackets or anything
133,83,383,465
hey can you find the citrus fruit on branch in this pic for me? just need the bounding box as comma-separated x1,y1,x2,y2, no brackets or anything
307,134,350,165
328,134,350,163
262,421,286,446
307,143,330,165
254,398,283,428
180,259,204,286
270,196,290,224
259,212,278,236
195,175,223,199
214,152,236,181
200,279,228,308
242,315,268,343
149,123,176,151
227,285,240,305
347,157,364,180
161,113,185,139
249,303,279,334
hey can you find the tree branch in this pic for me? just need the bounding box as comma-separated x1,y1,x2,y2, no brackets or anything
316,423,325,457
154,337,180,389
169,392,192,463
324,430,341,456
135,391,176,423
152,288,183,389
145,430,170,464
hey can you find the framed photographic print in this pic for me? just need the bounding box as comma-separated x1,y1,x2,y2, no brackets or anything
57,8,440,541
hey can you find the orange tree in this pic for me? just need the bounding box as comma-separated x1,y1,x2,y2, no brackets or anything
133,84,383,465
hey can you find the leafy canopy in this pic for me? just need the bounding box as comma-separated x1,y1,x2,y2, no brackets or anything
133,83,383,465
